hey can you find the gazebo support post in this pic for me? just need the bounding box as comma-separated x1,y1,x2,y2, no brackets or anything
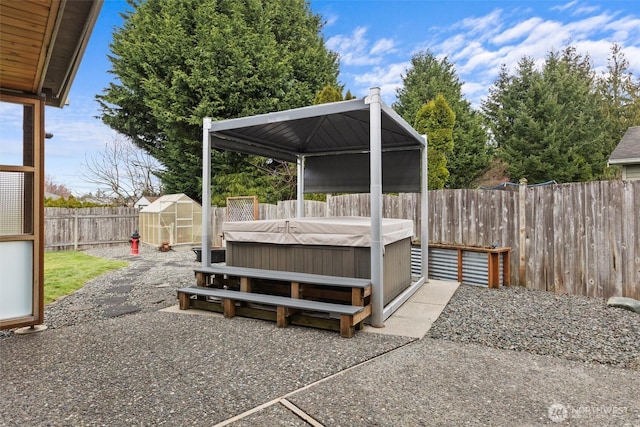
367,87,384,328
421,135,428,280
297,156,304,218
201,118,212,268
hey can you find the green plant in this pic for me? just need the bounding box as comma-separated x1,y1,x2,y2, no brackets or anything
44,196,108,208
44,251,128,304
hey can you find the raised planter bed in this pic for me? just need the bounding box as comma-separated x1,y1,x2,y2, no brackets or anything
413,243,511,288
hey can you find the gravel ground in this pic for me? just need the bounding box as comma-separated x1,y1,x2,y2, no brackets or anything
1,244,196,339
428,284,640,371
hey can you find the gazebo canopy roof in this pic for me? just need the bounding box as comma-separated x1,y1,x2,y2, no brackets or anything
209,97,425,163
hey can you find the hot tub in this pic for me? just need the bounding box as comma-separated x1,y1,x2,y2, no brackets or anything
222,217,414,305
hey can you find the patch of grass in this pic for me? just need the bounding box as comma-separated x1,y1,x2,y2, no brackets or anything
44,251,128,304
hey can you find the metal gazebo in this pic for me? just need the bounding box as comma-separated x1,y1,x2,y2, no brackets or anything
200,88,428,327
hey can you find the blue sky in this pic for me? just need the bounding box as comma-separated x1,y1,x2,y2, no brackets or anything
2,0,639,195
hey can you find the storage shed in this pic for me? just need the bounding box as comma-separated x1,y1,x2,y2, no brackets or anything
139,194,202,246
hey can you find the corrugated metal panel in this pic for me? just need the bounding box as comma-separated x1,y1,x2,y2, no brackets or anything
411,246,421,275
461,251,489,287
413,246,504,287
427,248,459,281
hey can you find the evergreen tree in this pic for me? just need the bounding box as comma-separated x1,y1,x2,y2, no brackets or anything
482,46,608,183
414,94,456,189
344,89,356,100
394,51,490,188
97,0,339,203
314,85,343,104
597,43,640,179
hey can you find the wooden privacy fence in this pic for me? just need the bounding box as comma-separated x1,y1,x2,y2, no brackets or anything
430,180,639,300
45,181,639,299
523,181,639,300
44,207,138,251
210,180,639,300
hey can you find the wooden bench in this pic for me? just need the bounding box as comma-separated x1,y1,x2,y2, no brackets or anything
177,287,371,338
186,265,372,337
194,265,372,307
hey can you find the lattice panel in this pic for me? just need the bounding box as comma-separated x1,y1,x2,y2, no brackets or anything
0,171,25,235
227,196,258,222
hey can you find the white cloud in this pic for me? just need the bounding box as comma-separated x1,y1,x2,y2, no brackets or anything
370,38,395,56
353,61,410,103
40,94,119,192
455,9,504,38
521,21,568,46
457,46,501,75
0,103,25,147
322,12,338,27
573,5,600,15
604,15,640,41
551,1,578,12
621,45,640,73
565,13,615,37
437,34,467,55
327,27,398,67
492,17,543,45
461,81,487,98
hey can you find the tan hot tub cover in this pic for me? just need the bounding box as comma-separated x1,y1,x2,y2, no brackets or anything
222,217,414,247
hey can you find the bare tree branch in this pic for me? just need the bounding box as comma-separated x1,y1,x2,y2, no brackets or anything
79,135,163,205
45,175,73,198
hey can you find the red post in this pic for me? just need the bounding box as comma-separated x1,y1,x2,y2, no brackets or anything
130,230,140,255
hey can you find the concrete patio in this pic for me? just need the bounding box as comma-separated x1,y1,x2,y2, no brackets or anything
2,276,639,426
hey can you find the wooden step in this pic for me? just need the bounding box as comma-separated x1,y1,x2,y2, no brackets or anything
177,287,371,338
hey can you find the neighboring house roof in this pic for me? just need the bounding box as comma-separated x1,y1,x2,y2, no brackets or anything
134,196,160,208
0,0,103,107
609,126,640,165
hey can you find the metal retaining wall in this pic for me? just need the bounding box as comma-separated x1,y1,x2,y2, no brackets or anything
412,246,506,287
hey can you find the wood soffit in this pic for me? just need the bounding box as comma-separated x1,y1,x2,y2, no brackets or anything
0,0,102,107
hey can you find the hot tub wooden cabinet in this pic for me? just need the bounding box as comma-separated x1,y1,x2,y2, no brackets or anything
223,217,414,305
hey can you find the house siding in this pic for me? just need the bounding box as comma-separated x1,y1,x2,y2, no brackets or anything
623,164,640,180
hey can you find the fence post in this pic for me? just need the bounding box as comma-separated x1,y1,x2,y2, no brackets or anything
73,208,79,251
325,194,331,217
518,178,527,286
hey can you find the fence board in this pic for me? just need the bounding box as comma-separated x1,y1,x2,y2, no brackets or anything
610,182,624,299
593,182,608,298
570,183,585,297
632,182,640,299
552,185,564,294
583,183,598,297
